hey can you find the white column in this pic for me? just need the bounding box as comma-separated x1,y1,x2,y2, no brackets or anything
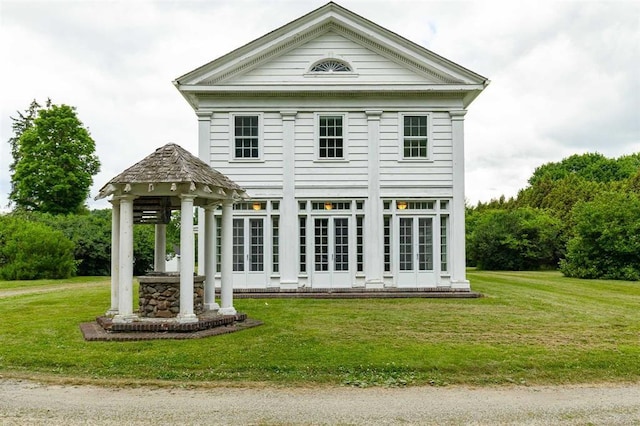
279,110,299,289
113,195,137,323
197,208,205,275
365,110,384,288
107,198,120,315
154,224,166,272
204,204,219,311
450,110,470,289
178,194,198,323
219,200,236,315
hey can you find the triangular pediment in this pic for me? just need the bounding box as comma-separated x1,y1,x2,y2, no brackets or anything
213,28,448,86
174,2,488,109
175,2,487,89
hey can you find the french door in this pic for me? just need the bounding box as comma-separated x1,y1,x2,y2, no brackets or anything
396,216,436,287
232,217,267,288
312,216,351,288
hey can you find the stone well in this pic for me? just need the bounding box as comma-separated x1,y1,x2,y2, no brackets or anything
138,273,205,318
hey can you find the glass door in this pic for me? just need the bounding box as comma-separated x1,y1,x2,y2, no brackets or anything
312,217,350,288
232,217,266,288
396,216,435,287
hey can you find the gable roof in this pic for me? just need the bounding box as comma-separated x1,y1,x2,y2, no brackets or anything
96,143,244,200
174,2,488,107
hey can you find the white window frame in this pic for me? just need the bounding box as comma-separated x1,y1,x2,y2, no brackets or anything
304,55,358,78
314,112,349,162
229,112,263,162
398,112,432,162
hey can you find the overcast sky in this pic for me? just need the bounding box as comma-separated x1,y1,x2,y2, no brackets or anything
1,0,638,211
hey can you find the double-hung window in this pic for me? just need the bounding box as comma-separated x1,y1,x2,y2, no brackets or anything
401,114,430,160
317,114,345,160
233,114,260,160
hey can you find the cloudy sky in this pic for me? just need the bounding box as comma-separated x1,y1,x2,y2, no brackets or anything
1,0,638,211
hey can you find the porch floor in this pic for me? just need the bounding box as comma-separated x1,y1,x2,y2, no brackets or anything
232,287,482,299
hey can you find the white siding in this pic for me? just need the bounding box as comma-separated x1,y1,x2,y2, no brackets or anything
379,112,453,188
226,31,437,85
294,112,369,188
207,112,283,188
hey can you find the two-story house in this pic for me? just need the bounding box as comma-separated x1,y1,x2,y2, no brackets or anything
174,2,488,291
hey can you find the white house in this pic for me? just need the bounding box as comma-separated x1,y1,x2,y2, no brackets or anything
174,2,488,291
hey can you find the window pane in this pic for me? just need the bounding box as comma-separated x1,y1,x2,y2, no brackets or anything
334,218,349,271
319,115,343,159
272,216,279,273
232,218,244,272
234,115,259,158
314,218,329,271
299,216,307,273
403,115,428,159
399,218,413,271
356,215,364,273
418,218,433,271
440,216,448,272
249,219,264,272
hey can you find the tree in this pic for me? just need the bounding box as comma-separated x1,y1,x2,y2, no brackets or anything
467,207,562,271
9,102,100,214
8,99,43,174
560,192,640,281
527,152,638,186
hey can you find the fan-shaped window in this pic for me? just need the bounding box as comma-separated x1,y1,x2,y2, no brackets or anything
310,60,352,72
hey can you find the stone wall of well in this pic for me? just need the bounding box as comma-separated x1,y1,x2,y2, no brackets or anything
138,274,205,318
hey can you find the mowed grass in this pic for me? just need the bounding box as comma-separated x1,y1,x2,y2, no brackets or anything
0,270,638,387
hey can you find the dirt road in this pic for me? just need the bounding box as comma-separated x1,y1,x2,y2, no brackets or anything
1,379,639,425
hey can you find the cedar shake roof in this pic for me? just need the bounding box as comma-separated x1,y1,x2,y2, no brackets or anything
96,143,245,200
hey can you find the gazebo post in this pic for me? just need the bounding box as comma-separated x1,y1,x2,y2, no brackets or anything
154,224,167,272
107,198,120,315
113,195,137,323
204,203,219,311
177,194,198,323
219,200,236,315
96,144,246,322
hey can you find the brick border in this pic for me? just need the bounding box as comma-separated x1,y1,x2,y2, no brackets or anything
80,314,262,341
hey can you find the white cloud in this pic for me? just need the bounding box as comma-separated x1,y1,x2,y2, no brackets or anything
1,0,638,211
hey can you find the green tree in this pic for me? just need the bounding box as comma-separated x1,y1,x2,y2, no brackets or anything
560,192,640,281
517,175,607,226
8,99,43,174
467,207,562,271
23,210,113,276
9,102,100,214
528,152,639,186
0,215,76,280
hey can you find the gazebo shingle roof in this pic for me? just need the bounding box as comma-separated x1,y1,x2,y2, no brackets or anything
97,143,244,199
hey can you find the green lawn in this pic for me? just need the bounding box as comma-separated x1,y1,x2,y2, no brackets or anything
0,270,638,387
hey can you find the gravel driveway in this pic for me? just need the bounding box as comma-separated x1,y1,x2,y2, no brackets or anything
1,379,639,425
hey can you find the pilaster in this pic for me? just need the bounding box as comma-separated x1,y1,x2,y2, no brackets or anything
279,110,299,289
365,110,384,288
450,110,470,290
196,109,213,163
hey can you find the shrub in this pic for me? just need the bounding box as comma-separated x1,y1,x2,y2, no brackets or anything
560,192,640,280
0,215,76,280
467,207,562,270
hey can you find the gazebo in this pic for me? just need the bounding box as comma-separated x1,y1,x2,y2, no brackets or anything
96,143,247,324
